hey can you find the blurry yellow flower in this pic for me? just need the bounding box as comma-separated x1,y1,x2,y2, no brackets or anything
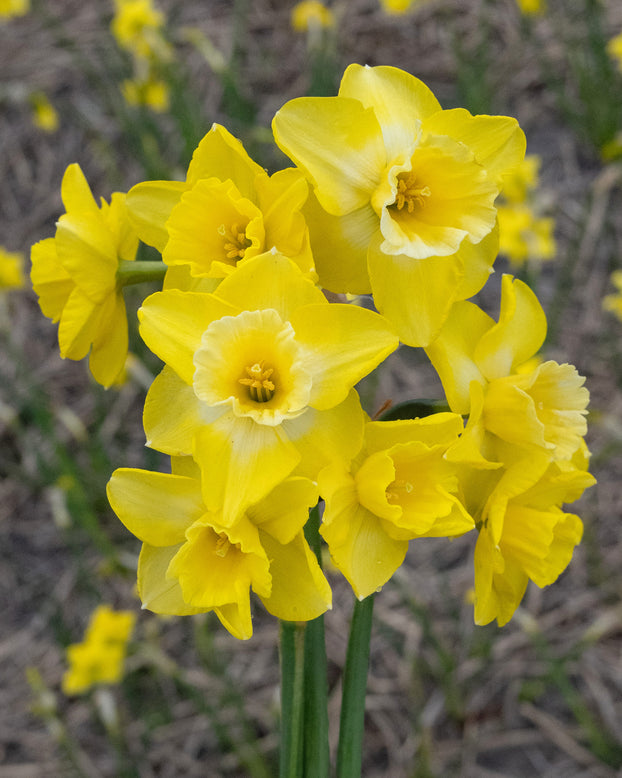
427,276,589,466
516,0,545,15
607,31,622,72
603,270,622,321
0,246,25,290
30,164,139,387
138,251,398,520
320,414,474,599
122,76,170,112
127,123,316,280
497,203,556,266
273,64,525,346
379,0,426,14
111,0,171,62
62,605,135,695
30,92,59,133
0,0,29,19
500,155,540,204
108,462,331,638
291,0,334,31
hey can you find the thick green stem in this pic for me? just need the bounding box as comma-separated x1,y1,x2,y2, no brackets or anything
336,594,375,778
280,621,306,778
116,259,167,287
302,505,329,777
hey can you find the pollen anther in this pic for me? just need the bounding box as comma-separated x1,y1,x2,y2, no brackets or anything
219,222,252,260
394,175,431,213
239,361,276,402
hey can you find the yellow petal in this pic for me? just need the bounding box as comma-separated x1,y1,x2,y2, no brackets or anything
425,302,494,413
57,286,104,360
368,239,463,348
126,180,187,251
138,290,239,385
283,390,365,478
55,210,117,304
89,293,128,388
144,366,218,455
473,529,528,626
365,414,464,454
193,412,300,520
249,477,319,545
339,64,440,160
422,109,526,185
186,123,265,195
303,191,375,294
291,303,398,409
30,238,73,322
259,530,332,621
214,251,326,321
475,276,546,380
214,601,253,640
107,468,204,545
61,163,99,214
453,222,499,301
273,95,386,215
138,544,205,615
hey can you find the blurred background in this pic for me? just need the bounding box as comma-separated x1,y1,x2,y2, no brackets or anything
1,0,622,775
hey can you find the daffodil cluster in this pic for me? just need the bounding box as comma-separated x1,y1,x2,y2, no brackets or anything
62,605,135,695
32,64,594,636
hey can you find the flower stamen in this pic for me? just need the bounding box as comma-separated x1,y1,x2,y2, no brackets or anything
239,361,275,402
394,174,431,213
386,478,414,503
218,222,252,260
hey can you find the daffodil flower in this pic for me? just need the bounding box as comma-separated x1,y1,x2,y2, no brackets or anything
272,64,526,345
138,251,399,519
126,123,315,281
107,461,331,639
319,414,475,599
427,275,589,465
458,444,594,626
30,164,139,387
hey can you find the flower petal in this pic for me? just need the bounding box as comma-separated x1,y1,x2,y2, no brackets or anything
368,240,463,348
339,64,441,160
89,293,128,388
138,290,239,384
107,468,204,545
249,477,319,545
30,238,73,322
273,95,387,215
291,303,398,409
259,530,332,621
138,543,205,615
126,180,187,251
61,163,99,214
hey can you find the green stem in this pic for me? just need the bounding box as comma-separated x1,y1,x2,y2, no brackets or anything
116,259,167,287
302,505,329,777
336,594,375,778
280,621,306,778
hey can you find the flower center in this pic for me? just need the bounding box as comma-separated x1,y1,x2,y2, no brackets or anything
218,222,252,261
239,360,275,403
393,173,431,213
214,532,239,558
386,478,414,504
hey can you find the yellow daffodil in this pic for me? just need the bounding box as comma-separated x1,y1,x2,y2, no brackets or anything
30,92,59,133
603,270,622,321
30,163,138,387
127,123,315,281
608,32,622,72
0,0,29,19
138,251,398,520
500,155,540,204
378,0,428,14
272,63,525,346
459,445,594,626
291,1,334,31
427,275,589,466
122,76,170,112
515,0,545,14
320,414,474,599
497,204,556,266
108,461,331,638
62,605,135,695
111,0,171,63
0,246,25,290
